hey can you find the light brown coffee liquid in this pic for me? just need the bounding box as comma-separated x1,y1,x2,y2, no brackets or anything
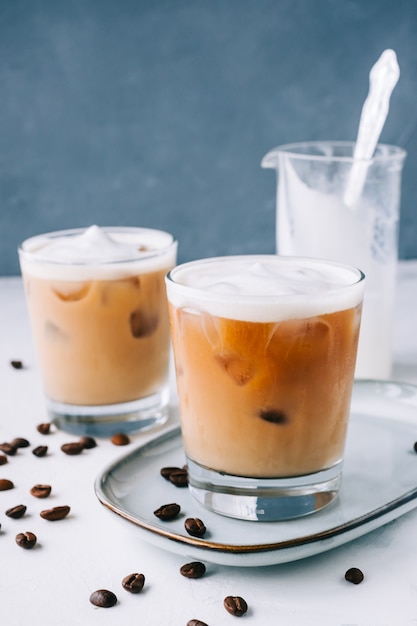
24,270,170,406
169,305,361,478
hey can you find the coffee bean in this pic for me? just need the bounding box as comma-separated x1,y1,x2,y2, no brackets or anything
6,504,27,519
259,408,288,424
180,561,206,579
345,567,364,584
121,573,145,593
30,484,52,498
32,445,48,457
224,596,248,617
37,423,52,435
79,436,97,449
169,469,189,488
15,531,37,549
89,589,118,608
111,433,130,446
0,455,8,466
154,502,181,520
11,437,30,449
413,441,417,453
160,466,182,480
0,443,17,456
184,518,206,538
160,465,188,480
0,478,14,491
187,620,209,626
61,442,84,455
10,360,23,369
40,505,70,521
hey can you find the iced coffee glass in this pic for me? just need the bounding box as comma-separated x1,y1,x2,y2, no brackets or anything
19,226,177,436
166,255,365,521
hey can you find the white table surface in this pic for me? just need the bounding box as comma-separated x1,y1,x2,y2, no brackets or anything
1,263,417,626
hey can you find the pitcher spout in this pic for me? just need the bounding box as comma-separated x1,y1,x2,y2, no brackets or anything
261,149,280,170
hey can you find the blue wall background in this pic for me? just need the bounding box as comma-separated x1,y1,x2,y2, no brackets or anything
1,0,416,275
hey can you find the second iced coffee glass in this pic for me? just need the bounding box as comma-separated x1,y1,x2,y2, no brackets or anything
19,226,177,436
166,255,365,521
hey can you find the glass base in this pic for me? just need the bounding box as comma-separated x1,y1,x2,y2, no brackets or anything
47,389,169,437
187,458,342,521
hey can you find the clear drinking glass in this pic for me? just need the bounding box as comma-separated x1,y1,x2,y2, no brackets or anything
19,226,177,436
262,141,406,379
166,255,365,521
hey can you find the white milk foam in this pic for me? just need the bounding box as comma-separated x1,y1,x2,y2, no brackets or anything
19,226,177,280
167,256,365,322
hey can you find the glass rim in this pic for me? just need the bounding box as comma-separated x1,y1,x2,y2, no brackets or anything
269,141,407,164
18,226,177,267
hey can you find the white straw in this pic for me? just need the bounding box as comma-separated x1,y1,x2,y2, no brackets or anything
344,49,400,207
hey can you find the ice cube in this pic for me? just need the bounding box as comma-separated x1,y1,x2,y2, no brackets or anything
100,276,141,306
282,318,331,363
127,276,141,289
215,353,255,386
52,282,91,302
44,321,68,342
202,313,221,349
306,319,330,341
130,308,158,338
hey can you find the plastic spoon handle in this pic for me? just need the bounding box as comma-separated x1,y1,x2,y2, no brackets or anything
344,49,400,206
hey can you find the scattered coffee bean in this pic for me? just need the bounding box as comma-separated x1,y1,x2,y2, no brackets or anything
61,442,84,455
30,484,52,498
0,442,17,456
224,596,248,617
413,441,417,453
10,437,30,449
180,561,206,579
6,504,27,519
160,466,181,480
259,408,288,424
184,518,206,538
169,469,189,488
0,455,8,466
89,589,118,608
15,531,37,549
0,478,14,491
37,423,52,435
111,433,130,446
10,359,23,369
154,502,181,520
40,505,70,521
79,436,97,449
187,620,209,626
345,567,364,584
121,573,145,593
32,445,48,458
160,465,187,480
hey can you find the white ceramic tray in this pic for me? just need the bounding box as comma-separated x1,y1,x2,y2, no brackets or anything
95,380,417,567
